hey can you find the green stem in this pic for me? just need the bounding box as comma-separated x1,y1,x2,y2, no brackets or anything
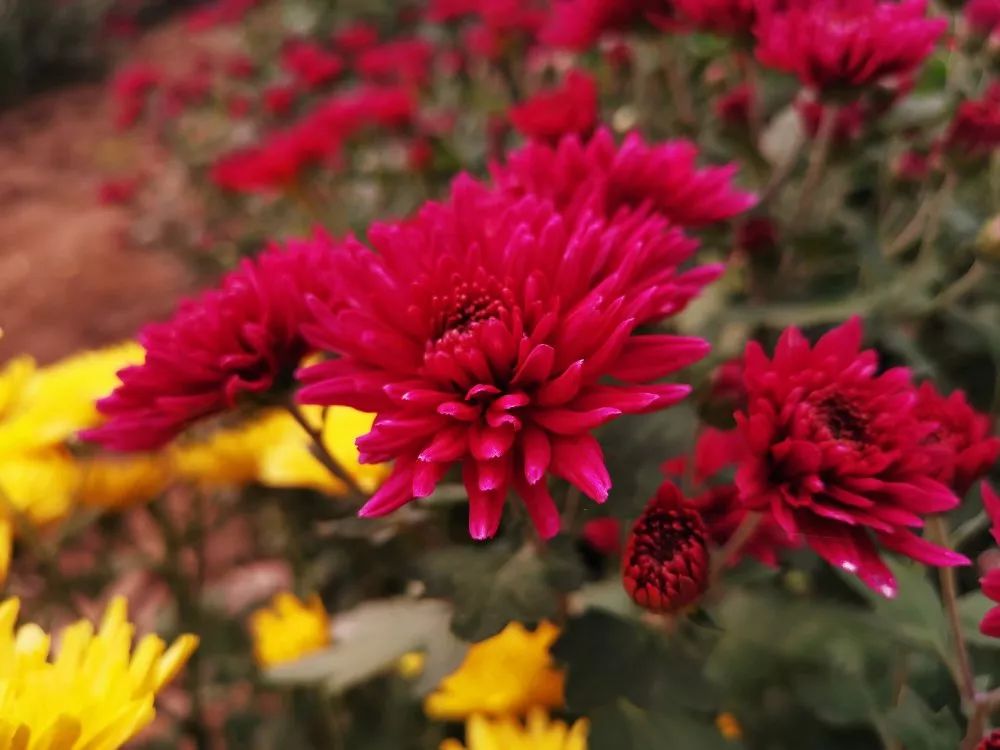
927,516,983,747
285,402,366,501
791,103,839,230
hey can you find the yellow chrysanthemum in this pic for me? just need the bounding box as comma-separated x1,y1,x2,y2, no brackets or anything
76,455,171,510
425,622,565,721
175,407,386,494
249,592,331,667
0,595,198,750
0,343,143,456
441,711,588,750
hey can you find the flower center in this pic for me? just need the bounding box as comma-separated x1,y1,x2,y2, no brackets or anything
814,393,869,443
428,281,506,347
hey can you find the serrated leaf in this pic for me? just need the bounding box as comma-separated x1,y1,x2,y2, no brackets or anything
884,688,961,750
838,558,948,653
421,542,583,641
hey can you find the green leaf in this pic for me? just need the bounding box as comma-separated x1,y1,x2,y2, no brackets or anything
554,610,720,714
838,558,948,653
421,542,584,641
588,701,739,750
792,670,877,726
884,688,961,750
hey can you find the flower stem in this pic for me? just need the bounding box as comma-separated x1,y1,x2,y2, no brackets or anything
791,103,838,230
927,516,983,747
285,402,366,500
710,511,762,584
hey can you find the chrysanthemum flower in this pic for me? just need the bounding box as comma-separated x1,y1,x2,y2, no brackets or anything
493,127,757,230
965,0,1000,38
662,429,797,567
250,592,331,667
913,382,1000,496
977,729,1000,750
299,180,718,538
623,481,710,612
281,39,344,89
442,710,588,750
734,318,969,596
509,71,598,144
173,406,387,494
211,85,415,193
673,0,757,36
945,84,1000,158
542,0,669,50
357,38,434,86
83,236,340,452
754,0,946,94
425,621,564,720
0,343,143,455
0,595,197,748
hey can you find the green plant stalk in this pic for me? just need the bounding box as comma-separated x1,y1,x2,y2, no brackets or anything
285,401,366,500
791,102,839,230
927,516,983,748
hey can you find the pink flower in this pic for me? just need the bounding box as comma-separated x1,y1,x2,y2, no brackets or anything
946,84,1000,158
297,179,719,539
226,54,256,80
734,318,969,596
542,0,669,50
281,40,344,89
509,71,599,144
227,95,253,119
913,382,1000,495
674,0,758,36
754,0,946,93
716,84,754,129
966,0,1000,38
97,177,139,206
262,85,297,117
663,429,797,566
332,22,379,55
493,127,757,229
82,235,340,451
211,85,414,193
110,63,162,131
623,481,710,612
979,483,1000,638
358,38,434,87
186,0,259,31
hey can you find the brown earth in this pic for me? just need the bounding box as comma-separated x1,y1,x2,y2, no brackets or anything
0,20,236,365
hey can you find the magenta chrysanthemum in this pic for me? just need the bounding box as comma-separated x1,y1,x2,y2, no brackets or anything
493,127,757,230
83,235,339,451
297,178,719,539
508,70,598,144
913,382,1000,496
734,318,969,596
673,0,757,36
754,0,946,93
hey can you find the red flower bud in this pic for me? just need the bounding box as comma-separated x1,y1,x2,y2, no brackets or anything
623,482,710,613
